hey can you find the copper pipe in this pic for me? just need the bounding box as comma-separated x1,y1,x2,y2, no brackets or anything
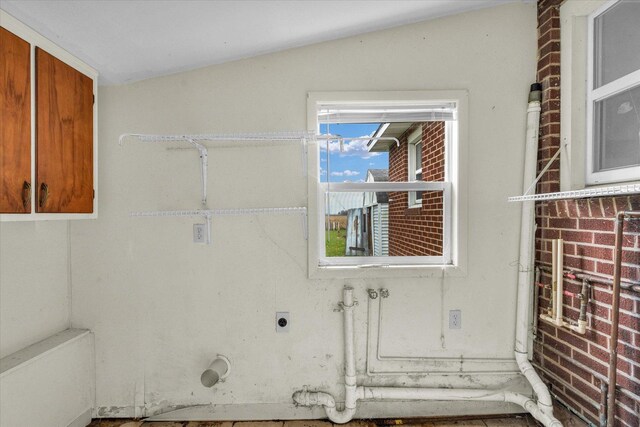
607,211,640,427
600,382,608,427
538,264,640,293
535,337,640,413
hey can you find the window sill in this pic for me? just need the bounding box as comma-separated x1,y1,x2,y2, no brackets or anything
404,206,422,215
309,262,465,279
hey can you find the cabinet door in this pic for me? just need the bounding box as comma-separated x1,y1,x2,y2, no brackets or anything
0,27,31,213
36,48,93,213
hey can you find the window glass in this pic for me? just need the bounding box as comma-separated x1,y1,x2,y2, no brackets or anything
587,0,640,184
594,1,640,88
324,190,444,258
319,120,449,263
593,84,640,171
408,130,423,206
415,142,423,172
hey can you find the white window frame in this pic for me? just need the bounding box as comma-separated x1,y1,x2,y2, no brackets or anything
306,91,468,278
407,127,423,208
586,0,640,185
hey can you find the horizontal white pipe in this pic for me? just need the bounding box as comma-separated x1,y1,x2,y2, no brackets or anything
568,320,587,335
361,387,514,401
361,386,559,426
294,385,561,427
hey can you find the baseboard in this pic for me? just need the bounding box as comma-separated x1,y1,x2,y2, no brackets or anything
67,408,92,427
142,401,524,422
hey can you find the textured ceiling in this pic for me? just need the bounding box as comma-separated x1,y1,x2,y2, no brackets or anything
1,0,522,85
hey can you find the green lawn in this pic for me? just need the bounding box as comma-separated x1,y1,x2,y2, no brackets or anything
325,229,347,257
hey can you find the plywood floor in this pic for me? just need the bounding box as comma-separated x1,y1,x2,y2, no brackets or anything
88,404,588,427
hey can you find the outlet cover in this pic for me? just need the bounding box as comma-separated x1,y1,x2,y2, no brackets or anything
276,312,290,332
193,224,206,243
449,309,461,329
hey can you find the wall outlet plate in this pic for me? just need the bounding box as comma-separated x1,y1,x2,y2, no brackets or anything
276,312,289,333
193,223,206,243
449,309,461,329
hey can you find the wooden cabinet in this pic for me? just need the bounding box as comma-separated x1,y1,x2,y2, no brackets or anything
0,13,98,220
36,48,94,213
0,27,31,213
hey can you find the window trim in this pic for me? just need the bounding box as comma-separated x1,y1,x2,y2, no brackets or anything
407,127,423,208
306,90,468,278
585,0,640,185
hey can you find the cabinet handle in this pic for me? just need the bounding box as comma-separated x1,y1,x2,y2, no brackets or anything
39,183,49,209
22,181,31,210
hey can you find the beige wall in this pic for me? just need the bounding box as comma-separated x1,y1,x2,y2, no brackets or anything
0,222,70,358
1,2,537,418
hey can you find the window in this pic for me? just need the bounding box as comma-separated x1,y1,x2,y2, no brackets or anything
587,0,640,184
307,91,465,271
408,128,423,207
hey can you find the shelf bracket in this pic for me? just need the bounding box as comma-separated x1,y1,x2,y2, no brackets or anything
301,209,308,241
204,211,212,244
185,138,208,207
301,137,308,177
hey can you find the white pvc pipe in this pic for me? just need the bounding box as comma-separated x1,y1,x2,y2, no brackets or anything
360,387,560,426
294,89,561,426
293,283,562,426
514,87,558,424
541,239,566,328
515,91,542,357
293,286,357,423
342,287,358,413
555,239,564,326
200,355,230,388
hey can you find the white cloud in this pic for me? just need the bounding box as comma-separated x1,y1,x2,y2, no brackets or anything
331,170,360,177
319,135,381,159
320,167,327,176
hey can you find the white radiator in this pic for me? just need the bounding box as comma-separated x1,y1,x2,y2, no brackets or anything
0,329,95,427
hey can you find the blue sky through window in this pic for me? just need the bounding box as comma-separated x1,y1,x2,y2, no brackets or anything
319,123,389,182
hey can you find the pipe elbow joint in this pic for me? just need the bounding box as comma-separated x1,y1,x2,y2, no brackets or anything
325,406,356,424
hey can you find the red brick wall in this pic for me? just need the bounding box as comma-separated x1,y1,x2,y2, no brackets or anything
533,1,640,425
388,122,445,256
536,0,561,195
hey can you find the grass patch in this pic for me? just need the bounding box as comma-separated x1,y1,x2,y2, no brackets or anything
325,229,347,257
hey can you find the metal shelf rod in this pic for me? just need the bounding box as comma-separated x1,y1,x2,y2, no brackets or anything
508,183,640,202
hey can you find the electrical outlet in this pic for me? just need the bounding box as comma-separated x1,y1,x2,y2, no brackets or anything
193,224,206,243
449,309,461,329
276,312,290,333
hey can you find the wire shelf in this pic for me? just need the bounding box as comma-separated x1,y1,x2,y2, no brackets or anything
507,183,640,202
119,131,317,145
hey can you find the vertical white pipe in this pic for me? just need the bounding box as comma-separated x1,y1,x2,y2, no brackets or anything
293,279,562,426
342,286,357,410
551,239,558,319
515,86,542,355
293,286,357,423
515,85,557,420
555,239,564,326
